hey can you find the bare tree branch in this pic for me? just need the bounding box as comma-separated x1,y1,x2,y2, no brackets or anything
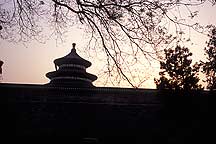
0,0,215,87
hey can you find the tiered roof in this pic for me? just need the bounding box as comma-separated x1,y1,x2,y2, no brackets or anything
46,43,97,87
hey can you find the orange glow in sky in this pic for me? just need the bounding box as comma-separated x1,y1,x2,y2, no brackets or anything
0,3,216,88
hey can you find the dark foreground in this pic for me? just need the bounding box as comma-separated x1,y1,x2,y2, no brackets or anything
1,83,215,143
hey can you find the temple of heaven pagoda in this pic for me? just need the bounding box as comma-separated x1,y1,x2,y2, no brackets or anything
46,43,97,87
0,43,214,143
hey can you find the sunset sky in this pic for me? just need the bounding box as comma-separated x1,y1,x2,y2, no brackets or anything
0,2,216,88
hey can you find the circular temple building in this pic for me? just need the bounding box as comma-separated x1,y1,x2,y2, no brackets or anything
46,43,97,87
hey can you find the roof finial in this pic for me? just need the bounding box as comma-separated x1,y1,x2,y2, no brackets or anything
72,43,76,49
71,43,76,53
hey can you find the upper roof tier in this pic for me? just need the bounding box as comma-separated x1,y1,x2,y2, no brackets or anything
54,43,91,68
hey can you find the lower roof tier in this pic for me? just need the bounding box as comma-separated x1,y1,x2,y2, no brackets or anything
46,70,97,82
46,78,95,87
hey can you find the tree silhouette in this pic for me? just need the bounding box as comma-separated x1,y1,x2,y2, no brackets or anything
201,27,216,91
0,60,3,82
0,0,215,87
155,45,202,91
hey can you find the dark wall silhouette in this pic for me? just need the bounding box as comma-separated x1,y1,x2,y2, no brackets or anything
1,83,215,143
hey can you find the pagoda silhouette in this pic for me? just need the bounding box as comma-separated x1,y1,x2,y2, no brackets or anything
46,43,97,87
